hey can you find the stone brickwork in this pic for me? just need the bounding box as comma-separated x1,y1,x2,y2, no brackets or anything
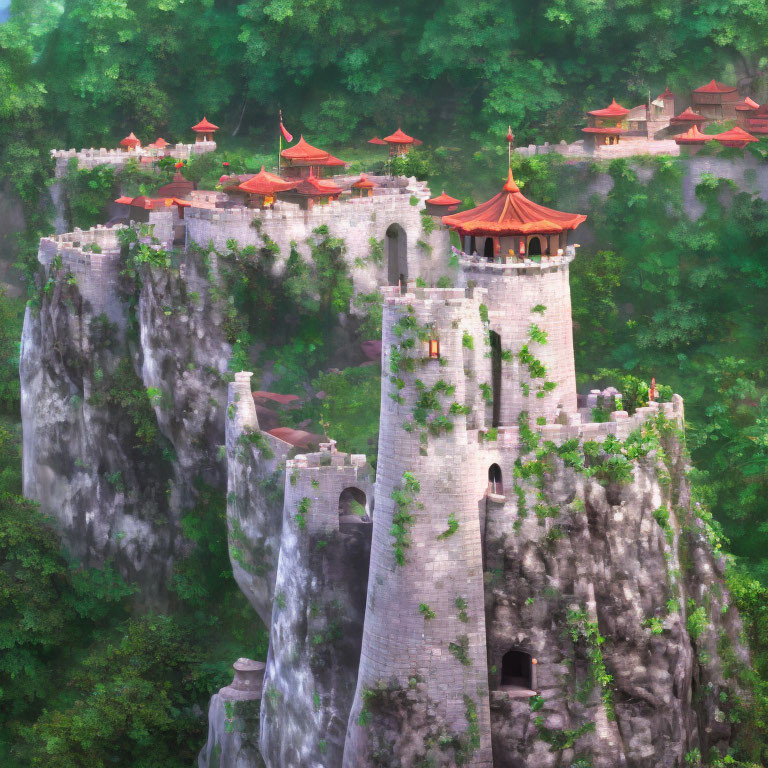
459,251,578,424
50,140,216,177
344,286,494,767
260,445,373,767
185,179,451,295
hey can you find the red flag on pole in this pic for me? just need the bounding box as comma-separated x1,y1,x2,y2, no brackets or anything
280,121,293,143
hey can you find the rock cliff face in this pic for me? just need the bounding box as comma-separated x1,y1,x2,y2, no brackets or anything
20,227,229,601
483,421,748,768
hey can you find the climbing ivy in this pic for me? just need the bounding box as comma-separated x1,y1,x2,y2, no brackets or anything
390,471,422,566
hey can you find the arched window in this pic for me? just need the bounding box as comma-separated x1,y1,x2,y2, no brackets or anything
528,236,542,256
339,487,368,521
483,237,494,261
489,331,502,427
488,464,503,495
501,649,533,690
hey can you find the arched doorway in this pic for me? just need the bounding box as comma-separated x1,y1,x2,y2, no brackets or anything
483,237,494,261
488,464,503,495
339,487,368,522
528,236,542,256
501,649,533,690
386,224,407,287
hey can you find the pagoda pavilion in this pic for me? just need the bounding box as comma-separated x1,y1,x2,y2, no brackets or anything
351,174,376,198
236,167,298,208
582,99,629,148
120,132,141,151
673,126,713,155
156,171,195,199
277,172,343,210
670,107,707,129
380,128,421,157
424,191,461,216
280,136,346,179
441,168,586,261
691,80,740,121
711,125,758,148
191,117,219,143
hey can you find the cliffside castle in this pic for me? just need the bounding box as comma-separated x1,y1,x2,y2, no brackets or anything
26,127,748,768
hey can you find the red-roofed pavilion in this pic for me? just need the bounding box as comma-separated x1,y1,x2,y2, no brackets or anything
351,173,377,198
425,191,461,216
583,100,629,147
120,132,141,151
691,80,741,121
673,125,713,155
280,136,347,179
442,168,586,261
712,125,758,148
278,172,343,209
735,97,760,128
191,117,219,143
236,166,298,208
670,107,707,128
382,128,419,157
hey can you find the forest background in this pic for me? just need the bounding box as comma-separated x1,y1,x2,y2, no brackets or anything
2,0,768,765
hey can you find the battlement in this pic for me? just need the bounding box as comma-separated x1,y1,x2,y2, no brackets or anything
457,245,577,275
284,445,373,536
50,141,217,177
475,395,684,450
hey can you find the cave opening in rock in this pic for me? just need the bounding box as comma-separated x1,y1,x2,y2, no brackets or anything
501,649,534,691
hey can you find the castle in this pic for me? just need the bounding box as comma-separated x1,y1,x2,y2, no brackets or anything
27,133,744,768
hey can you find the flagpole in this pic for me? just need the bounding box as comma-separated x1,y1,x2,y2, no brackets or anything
278,109,282,174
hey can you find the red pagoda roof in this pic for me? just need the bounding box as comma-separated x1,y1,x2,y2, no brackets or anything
587,99,630,118
191,117,219,133
383,128,416,144
281,136,330,161
368,137,388,145
582,126,625,135
322,153,347,167
735,97,760,111
694,79,737,94
115,196,190,209
292,173,343,197
120,132,141,147
673,126,713,144
671,107,706,123
426,191,461,206
657,87,675,100
151,137,170,148
352,173,376,189
712,125,758,147
746,105,768,134
441,169,586,237
238,167,298,195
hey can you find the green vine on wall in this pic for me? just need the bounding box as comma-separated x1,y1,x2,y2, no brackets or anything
390,471,422,566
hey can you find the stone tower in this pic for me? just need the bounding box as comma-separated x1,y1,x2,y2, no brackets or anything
343,286,494,767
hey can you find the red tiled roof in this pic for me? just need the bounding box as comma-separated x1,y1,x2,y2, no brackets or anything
114,196,190,209
281,135,330,161
120,132,140,147
671,107,706,123
441,169,586,237
735,97,760,111
426,191,462,206
321,153,347,167
694,79,737,94
383,128,415,144
582,126,625,135
352,173,377,189
368,137,387,145
153,137,170,148
673,126,713,144
191,117,219,132
657,87,675,100
252,391,301,405
238,166,298,195
712,125,758,147
267,427,322,449
291,173,343,197
587,99,630,118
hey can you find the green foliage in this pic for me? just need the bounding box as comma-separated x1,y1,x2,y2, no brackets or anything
0,290,24,415
448,634,471,666
62,161,117,230
566,608,614,720
419,603,436,620
687,602,709,641
390,471,422,566
437,512,459,540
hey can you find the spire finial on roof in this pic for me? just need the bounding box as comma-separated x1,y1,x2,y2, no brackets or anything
503,168,520,194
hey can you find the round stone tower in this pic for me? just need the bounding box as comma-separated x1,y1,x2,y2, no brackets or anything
343,286,493,768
